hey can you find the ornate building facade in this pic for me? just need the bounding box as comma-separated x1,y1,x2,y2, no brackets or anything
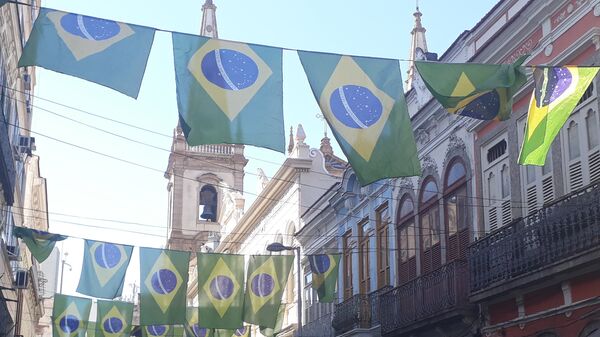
299,1,600,337
0,1,50,337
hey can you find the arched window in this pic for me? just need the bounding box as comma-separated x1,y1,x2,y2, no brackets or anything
199,185,217,222
420,177,441,274
397,195,416,284
444,159,468,261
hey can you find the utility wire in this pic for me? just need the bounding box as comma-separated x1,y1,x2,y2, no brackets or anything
2,88,534,207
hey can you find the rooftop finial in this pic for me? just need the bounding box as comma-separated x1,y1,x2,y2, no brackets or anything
287,126,294,154
406,1,429,91
200,0,218,38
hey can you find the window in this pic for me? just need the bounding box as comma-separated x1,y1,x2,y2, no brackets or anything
199,185,217,222
397,196,416,284
376,204,390,288
500,164,510,198
358,219,371,294
420,177,441,273
568,121,581,160
445,159,468,261
586,110,599,150
517,118,555,215
561,101,600,192
343,231,353,300
482,134,512,232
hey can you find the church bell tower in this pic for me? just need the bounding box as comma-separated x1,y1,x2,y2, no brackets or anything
165,0,248,252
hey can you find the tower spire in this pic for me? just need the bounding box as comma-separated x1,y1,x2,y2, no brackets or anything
406,2,428,91
200,0,218,38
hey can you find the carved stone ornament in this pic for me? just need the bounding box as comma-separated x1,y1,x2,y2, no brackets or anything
421,154,437,176
398,177,414,192
415,128,430,146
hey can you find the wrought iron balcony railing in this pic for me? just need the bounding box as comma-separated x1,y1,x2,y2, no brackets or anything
332,293,370,334
331,287,391,334
379,260,470,335
469,182,600,293
300,312,334,337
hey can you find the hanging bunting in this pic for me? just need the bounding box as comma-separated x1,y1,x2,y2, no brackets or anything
77,240,133,299
298,51,421,185
186,307,213,337
139,248,190,325
95,300,134,337
259,303,284,337
519,66,600,165
214,327,250,337
197,253,244,329
18,8,155,98
172,33,285,153
308,254,341,303
52,294,92,337
14,226,67,263
414,56,528,121
243,255,294,328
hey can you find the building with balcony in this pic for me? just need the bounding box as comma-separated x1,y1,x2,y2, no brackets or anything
467,0,600,336
298,1,600,337
0,1,50,337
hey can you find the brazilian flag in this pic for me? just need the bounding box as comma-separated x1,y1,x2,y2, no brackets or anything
519,66,599,165
139,248,190,325
414,56,527,121
18,8,155,98
186,307,213,337
214,327,250,337
197,253,244,329
298,51,421,186
259,303,284,337
95,300,134,337
77,240,133,299
52,294,92,337
243,255,294,328
172,33,284,153
14,226,67,263
308,254,341,303
130,326,142,337
142,325,178,337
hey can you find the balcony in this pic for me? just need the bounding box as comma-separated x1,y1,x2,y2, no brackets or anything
332,287,391,335
469,182,600,299
185,143,235,156
300,312,334,337
379,260,472,336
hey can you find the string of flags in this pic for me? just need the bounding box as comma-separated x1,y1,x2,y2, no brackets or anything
13,227,339,337
15,8,600,186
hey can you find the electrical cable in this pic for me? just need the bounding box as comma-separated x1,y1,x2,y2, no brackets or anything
0,87,534,207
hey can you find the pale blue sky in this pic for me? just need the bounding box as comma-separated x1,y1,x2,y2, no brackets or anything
31,0,498,296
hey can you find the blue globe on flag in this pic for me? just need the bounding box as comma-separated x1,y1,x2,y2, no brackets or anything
201,49,259,90
94,243,121,269
330,85,383,129
103,317,123,333
210,275,235,300
151,269,178,294
59,315,80,333
60,14,121,41
251,273,275,297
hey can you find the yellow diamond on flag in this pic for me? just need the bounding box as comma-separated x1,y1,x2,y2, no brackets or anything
202,257,241,318
47,11,134,61
53,303,84,337
320,56,395,162
450,72,476,97
144,252,184,313
187,39,273,121
247,257,280,314
100,305,128,337
90,241,129,287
